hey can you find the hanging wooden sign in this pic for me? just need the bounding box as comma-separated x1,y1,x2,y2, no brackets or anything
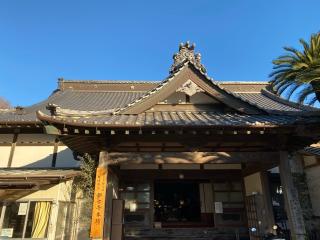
214,202,223,213
90,167,108,239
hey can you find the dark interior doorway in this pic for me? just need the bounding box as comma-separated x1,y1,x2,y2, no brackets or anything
154,180,201,224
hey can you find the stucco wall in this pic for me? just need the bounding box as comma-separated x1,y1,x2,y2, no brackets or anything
11,145,54,167
0,133,79,168
18,184,61,200
0,146,11,167
17,180,73,201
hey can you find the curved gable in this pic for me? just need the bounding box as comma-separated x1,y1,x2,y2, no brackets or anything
118,63,264,115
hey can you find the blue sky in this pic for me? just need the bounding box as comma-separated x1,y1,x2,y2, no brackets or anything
0,0,319,106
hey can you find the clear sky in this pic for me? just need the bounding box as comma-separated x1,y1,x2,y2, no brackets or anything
0,0,319,106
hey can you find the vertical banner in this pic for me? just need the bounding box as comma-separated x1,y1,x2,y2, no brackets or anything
90,167,108,239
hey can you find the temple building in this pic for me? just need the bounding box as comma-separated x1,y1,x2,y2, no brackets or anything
1,42,320,240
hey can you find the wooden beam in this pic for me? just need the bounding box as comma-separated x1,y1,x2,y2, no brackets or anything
107,151,280,165
7,133,18,167
58,133,288,154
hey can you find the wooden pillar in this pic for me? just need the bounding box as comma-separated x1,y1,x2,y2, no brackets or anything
279,151,306,240
90,151,108,240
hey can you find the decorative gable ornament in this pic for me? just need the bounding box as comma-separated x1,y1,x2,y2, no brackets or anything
176,79,204,96
170,41,207,74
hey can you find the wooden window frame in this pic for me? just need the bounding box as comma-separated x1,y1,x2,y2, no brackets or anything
0,200,53,239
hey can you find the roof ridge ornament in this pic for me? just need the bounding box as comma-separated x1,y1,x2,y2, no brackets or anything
46,103,59,116
170,41,206,74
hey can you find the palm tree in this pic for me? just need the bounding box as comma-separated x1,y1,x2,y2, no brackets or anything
270,32,320,105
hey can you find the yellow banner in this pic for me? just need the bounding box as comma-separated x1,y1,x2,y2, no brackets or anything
90,167,108,239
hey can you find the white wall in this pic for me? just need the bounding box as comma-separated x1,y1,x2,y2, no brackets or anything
18,184,61,200
0,146,11,167
17,180,74,202
0,133,80,168
11,146,54,167
11,145,79,168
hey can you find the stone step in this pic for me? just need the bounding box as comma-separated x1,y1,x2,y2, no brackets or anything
126,236,236,239
125,228,244,240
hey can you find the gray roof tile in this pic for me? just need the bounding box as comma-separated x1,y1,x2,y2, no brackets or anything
0,168,80,178
53,90,145,110
0,90,145,123
235,93,301,112
43,111,317,127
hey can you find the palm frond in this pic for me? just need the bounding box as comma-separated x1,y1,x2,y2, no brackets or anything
308,95,318,106
285,83,301,100
283,47,306,61
278,82,294,95
297,85,314,104
273,79,293,92
269,68,294,77
270,32,320,104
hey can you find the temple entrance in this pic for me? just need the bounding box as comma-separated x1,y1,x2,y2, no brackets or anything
154,180,201,226
118,167,249,239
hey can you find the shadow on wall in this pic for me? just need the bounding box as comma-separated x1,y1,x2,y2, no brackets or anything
18,148,80,168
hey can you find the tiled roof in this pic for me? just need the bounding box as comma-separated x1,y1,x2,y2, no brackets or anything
1,62,319,126
0,168,80,189
53,90,145,110
235,93,302,113
218,82,268,93
219,85,319,115
112,61,319,115
37,110,318,127
1,86,319,125
59,79,267,93
114,62,192,114
0,90,145,123
0,168,80,179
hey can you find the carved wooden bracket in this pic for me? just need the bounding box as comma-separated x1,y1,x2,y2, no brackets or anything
176,79,205,96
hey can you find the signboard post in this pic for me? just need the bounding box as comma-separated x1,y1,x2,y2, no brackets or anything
90,167,108,239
